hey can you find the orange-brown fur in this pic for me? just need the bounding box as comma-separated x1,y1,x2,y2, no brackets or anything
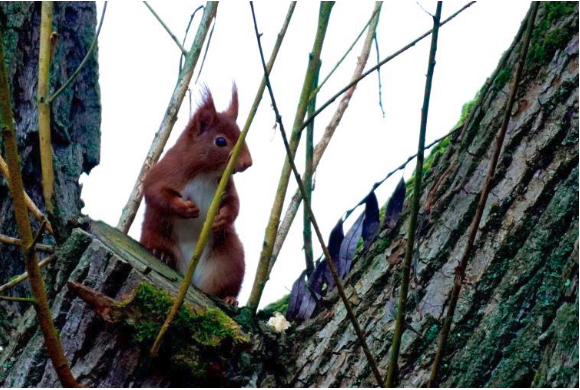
140,86,252,305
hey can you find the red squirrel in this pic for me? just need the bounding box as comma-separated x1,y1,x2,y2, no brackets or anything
140,86,252,306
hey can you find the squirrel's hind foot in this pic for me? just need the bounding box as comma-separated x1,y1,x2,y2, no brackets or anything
152,248,177,269
223,296,239,306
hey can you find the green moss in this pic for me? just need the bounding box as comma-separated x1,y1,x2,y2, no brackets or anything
425,323,440,344
118,282,248,381
526,3,577,71
494,67,512,90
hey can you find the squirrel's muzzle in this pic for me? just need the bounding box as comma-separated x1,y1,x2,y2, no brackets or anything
234,143,253,173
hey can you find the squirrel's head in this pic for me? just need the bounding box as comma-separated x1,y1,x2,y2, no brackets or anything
185,85,252,174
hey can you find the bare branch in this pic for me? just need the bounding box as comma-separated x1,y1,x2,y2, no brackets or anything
0,233,54,253
0,255,56,294
117,2,218,233
300,2,476,134
386,3,442,386
250,2,383,385
143,1,188,55
0,295,35,303
149,2,296,357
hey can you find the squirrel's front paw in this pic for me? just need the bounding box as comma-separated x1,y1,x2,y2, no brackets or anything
171,198,199,219
212,210,230,232
152,248,176,268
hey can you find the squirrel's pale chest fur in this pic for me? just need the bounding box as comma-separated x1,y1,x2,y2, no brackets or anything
172,173,219,287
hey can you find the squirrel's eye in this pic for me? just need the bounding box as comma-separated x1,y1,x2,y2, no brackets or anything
215,137,227,147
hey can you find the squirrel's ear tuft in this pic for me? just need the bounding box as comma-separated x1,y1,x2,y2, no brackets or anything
197,87,217,134
226,83,238,120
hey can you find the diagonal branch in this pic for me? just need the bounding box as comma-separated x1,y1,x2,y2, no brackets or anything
38,1,55,213
247,1,334,314
117,2,218,234
270,1,382,273
427,3,540,386
148,1,296,357
143,1,188,55
309,4,382,100
299,2,475,135
250,3,383,386
385,3,442,387
0,155,54,234
0,233,54,253
0,255,56,294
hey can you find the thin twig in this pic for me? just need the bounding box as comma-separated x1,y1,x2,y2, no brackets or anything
194,18,216,84
427,3,540,386
0,156,53,233
416,1,434,18
49,2,107,103
143,1,188,55
386,3,442,387
247,1,334,314
309,4,382,100
26,220,47,254
342,123,463,223
0,295,35,303
117,2,218,234
38,2,54,213
0,255,56,294
0,233,54,253
299,2,476,135
180,5,204,72
0,25,80,387
374,33,385,117
149,1,296,357
251,3,383,385
303,63,320,277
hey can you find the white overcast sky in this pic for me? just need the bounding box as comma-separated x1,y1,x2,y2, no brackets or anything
81,1,531,308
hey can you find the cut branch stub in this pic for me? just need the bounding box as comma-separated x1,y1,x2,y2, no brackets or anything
67,281,123,323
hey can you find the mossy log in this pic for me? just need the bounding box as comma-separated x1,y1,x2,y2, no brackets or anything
0,221,286,387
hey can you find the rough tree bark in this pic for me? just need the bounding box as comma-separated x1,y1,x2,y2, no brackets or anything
0,2,101,299
0,2,577,388
285,3,578,387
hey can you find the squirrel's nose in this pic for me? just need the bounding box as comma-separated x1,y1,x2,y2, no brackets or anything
235,155,252,173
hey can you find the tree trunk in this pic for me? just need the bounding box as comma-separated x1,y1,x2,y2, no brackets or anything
0,3,577,388
0,1,101,288
286,3,578,387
